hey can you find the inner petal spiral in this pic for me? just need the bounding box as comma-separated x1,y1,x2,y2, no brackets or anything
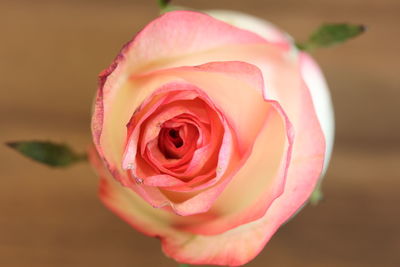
122,86,228,192
158,120,199,160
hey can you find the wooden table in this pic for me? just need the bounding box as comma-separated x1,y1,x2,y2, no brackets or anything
1,0,399,266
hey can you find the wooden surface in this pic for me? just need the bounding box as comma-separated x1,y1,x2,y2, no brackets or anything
1,0,399,266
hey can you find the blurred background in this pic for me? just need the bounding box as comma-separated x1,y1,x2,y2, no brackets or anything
1,0,399,266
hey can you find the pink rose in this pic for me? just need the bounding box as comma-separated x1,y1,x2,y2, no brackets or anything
90,10,334,266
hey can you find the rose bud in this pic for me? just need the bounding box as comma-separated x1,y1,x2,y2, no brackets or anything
90,10,334,266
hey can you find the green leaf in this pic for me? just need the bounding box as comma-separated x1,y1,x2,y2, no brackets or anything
296,23,366,51
6,141,86,167
178,264,190,267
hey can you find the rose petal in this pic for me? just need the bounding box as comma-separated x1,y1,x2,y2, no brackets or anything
92,11,284,187
161,59,326,266
177,101,293,235
299,52,334,173
94,54,325,267
154,119,238,216
134,61,272,155
122,11,270,73
124,88,224,181
118,60,291,216
207,10,292,44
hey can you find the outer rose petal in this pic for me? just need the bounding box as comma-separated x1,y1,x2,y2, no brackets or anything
207,10,334,173
206,10,292,44
299,52,334,173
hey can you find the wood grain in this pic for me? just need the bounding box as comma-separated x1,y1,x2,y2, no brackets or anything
1,0,399,266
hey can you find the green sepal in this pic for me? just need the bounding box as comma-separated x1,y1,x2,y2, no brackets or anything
157,0,171,9
296,23,366,51
6,141,87,167
157,0,191,14
309,183,323,205
160,5,191,15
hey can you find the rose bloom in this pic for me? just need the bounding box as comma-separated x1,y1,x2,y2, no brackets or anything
90,10,334,266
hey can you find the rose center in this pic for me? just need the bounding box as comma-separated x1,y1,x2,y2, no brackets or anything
168,128,184,148
158,123,194,160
